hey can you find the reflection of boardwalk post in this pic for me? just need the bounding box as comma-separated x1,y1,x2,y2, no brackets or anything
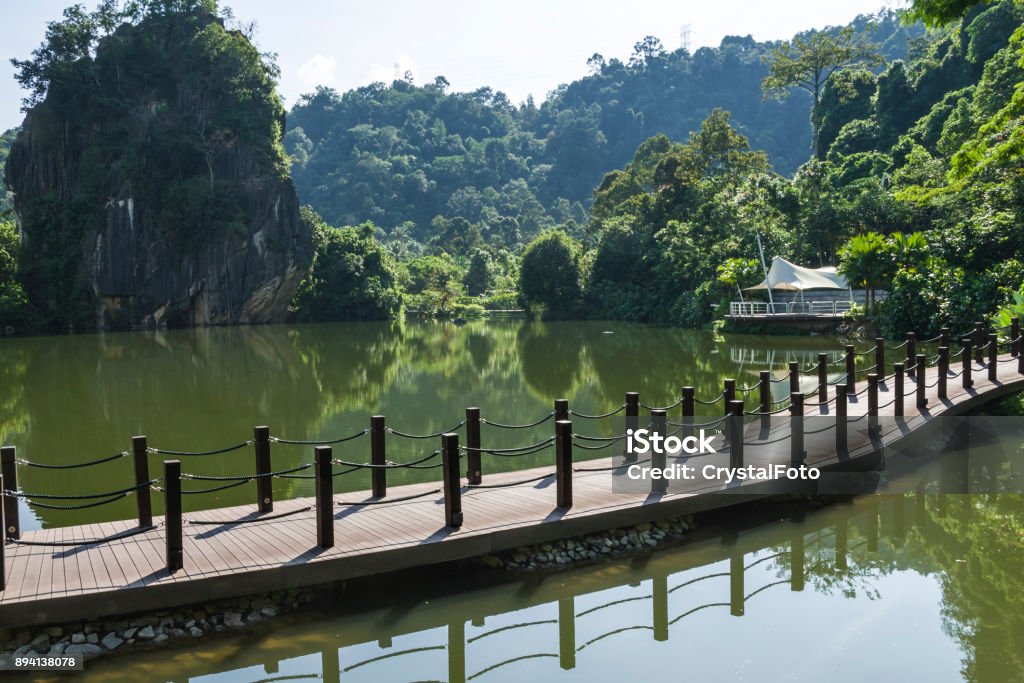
791,520,805,592
558,597,576,670
915,482,927,527
730,547,744,617
835,516,848,571
321,646,340,683
893,496,906,548
448,620,466,683
653,569,668,641
866,497,879,553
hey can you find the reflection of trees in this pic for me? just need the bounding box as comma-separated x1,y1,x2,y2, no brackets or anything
924,494,1024,682
0,344,28,444
517,322,584,401
758,492,1024,683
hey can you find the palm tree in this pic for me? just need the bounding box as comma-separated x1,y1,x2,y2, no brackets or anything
839,232,888,313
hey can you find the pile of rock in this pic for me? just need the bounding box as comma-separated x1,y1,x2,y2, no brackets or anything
479,515,695,571
0,587,315,662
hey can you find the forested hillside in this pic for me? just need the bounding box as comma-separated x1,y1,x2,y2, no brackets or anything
566,0,1024,336
284,13,922,255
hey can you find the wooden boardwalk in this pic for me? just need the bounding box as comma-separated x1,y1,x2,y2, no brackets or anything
1,349,1023,628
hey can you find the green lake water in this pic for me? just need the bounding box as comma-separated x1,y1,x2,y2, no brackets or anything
4,320,1018,682
1,319,877,530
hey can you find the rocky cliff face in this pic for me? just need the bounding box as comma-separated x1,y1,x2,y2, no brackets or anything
4,9,312,330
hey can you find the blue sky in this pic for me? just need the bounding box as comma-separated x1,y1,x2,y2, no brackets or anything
1,0,900,130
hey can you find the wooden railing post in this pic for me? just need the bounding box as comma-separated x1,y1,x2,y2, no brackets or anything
131,436,153,528
441,433,463,528
465,407,481,485
681,387,695,440
962,338,973,388
845,344,856,394
554,398,569,422
650,410,667,494
624,392,639,462
817,353,828,404
556,419,573,507
788,361,799,396
987,333,997,382
894,363,905,417
757,370,770,423
759,371,771,416
723,379,736,417
1019,341,1024,374
254,426,273,513
1,446,19,539
790,392,804,466
916,354,927,409
940,327,950,348
875,338,885,378
905,333,916,378
836,385,848,455
867,373,879,441
315,446,334,549
1013,317,1021,357
974,322,985,363
164,460,183,573
0,473,5,591
371,415,386,498
728,400,744,468
937,347,949,400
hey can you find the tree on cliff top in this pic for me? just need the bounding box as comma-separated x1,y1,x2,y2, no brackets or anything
12,1,222,109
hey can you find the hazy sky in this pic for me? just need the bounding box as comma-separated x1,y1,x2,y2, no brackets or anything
0,0,902,131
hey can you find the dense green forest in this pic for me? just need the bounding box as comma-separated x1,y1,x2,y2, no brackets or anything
2,0,1023,336
556,0,1024,336
289,0,1024,338
285,13,922,257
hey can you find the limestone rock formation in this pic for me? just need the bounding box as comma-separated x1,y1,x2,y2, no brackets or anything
4,6,312,329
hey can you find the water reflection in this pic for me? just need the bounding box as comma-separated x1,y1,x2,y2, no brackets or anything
62,488,1024,683
0,321,882,529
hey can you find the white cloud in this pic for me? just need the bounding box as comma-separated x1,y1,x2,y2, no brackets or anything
368,52,418,84
297,54,338,88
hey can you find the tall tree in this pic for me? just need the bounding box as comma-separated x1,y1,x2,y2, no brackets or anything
762,26,884,158
906,0,995,26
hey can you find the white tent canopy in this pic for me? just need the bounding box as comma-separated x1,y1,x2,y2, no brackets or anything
745,256,849,292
